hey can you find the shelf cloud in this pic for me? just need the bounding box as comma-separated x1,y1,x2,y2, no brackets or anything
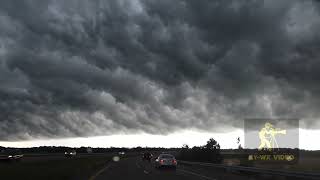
0,0,320,140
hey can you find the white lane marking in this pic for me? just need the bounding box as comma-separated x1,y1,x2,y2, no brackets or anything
88,164,111,180
177,169,217,180
137,159,152,175
136,161,141,168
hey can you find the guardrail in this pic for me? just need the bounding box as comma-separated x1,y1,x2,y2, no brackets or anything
178,160,320,180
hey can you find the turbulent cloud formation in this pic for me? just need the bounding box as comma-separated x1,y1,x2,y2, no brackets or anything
0,0,320,140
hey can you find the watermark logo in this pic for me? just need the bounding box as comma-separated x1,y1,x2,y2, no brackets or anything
258,122,286,150
244,118,299,164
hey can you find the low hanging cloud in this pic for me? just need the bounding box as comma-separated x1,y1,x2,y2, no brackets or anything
0,0,320,140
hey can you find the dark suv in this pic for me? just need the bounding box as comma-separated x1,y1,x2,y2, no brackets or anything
142,152,153,161
64,150,77,158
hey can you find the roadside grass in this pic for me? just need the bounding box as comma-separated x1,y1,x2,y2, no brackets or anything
0,155,114,180
222,156,320,173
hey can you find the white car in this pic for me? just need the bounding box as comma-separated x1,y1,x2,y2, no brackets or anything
154,154,177,169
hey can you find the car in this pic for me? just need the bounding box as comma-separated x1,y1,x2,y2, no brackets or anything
154,154,177,169
118,151,125,155
0,149,23,162
64,150,77,158
142,152,153,162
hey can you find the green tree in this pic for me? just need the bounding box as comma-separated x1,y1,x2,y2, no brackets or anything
205,138,220,150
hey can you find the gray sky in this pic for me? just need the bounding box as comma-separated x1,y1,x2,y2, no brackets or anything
1,0,320,141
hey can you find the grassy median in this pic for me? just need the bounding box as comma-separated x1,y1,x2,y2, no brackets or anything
0,155,115,180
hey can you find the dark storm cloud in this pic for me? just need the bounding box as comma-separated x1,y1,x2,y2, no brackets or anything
0,0,320,140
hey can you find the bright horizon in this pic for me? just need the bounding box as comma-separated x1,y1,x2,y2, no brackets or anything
1,128,319,150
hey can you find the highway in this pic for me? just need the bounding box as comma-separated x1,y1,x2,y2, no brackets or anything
91,156,276,180
1,153,317,180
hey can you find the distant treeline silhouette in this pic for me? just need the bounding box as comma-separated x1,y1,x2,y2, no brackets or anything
177,138,223,163
0,146,179,154
0,145,316,157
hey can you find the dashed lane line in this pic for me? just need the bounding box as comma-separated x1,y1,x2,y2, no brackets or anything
137,160,151,175
177,169,217,180
136,161,141,168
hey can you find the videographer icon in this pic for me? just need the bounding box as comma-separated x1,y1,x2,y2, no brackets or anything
258,122,286,150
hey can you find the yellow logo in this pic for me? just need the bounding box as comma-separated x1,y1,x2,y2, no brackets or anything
286,155,295,161
258,122,286,150
248,154,295,161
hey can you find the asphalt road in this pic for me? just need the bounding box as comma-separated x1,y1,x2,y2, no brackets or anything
91,156,268,180
0,153,312,180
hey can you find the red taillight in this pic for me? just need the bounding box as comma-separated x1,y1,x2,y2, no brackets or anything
160,159,164,164
172,159,177,164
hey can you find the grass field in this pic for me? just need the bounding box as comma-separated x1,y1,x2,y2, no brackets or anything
0,154,117,180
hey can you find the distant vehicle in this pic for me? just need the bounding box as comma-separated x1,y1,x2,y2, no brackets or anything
64,150,77,158
118,151,125,155
0,149,23,162
86,147,93,153
142,152,153,161
154,154,177,169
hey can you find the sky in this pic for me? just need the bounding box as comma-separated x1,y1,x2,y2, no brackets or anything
1,0,320,150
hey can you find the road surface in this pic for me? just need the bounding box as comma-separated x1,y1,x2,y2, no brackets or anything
91,156,290,180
